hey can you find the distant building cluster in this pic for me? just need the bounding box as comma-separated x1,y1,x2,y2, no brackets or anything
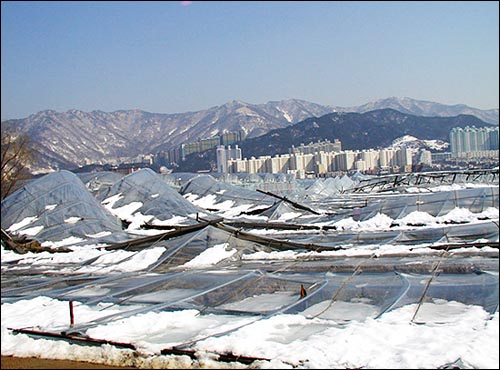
135,125,498,176
289,139,342,155
450,126,499,158
154,130,246,167
218,139,416,178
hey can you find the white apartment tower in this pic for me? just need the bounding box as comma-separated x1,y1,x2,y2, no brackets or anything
216,145,242,173
450,125,499,155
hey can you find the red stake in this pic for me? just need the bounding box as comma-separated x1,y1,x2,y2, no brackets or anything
69,301,74,327
300,284,307,298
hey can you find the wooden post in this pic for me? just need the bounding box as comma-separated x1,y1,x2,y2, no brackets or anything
69,301,74,327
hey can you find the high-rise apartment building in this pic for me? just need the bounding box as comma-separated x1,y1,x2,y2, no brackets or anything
450,126,499,156
216,145,242,173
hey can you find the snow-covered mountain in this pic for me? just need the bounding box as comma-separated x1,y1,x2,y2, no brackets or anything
335,97,498,125
1,97,497,172
387,135,449,151
235,108,488,160
1,99,333,172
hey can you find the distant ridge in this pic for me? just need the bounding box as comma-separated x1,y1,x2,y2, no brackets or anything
334,97,498,125
1,97,497,173
235,108,493,159
176,108,494,172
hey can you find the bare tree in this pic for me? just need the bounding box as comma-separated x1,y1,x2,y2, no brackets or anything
1,128,35,200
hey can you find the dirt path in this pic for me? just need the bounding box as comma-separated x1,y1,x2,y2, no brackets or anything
1,356,136,369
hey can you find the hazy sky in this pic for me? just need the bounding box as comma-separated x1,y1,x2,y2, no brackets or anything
1,1,498,120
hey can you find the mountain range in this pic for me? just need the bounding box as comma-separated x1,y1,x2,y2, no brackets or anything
236,109,492,157
176,109,493,172
336,97,498,124
1,97,497,173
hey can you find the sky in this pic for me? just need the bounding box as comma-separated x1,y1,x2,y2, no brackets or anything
1,1,499,120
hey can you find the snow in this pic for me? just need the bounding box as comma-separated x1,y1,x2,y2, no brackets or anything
332,212,394,231
312,207,499,232
276,106,292,122
387,135,449,151
105,201,144,222
42,236,85,248
405,183,498,193
76,247,166,274
152,215,188,226
18,225,44,236
1,295,498,368
181,243,237,269
86,231,112,238
242,241,481,261
183,192,264,218
101,193,123,206
7,216,39,232
102,194,158,230
185,193,229,210
275,212,303,222
64,216,82,224
397,210,437,226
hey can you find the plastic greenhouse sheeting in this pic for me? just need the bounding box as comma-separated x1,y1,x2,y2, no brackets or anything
147,225,274,272
237,218,499,248
2,260,497,335
1,169,498,367
1,170,128,244
302,175,358,199
179,174,278,217
76,171,125,196
350,170,499,194
301,186,500,221
258,186,498,224
96,168,215,227
160,172,204,190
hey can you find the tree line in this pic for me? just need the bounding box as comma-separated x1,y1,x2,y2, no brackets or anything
1,128,36,200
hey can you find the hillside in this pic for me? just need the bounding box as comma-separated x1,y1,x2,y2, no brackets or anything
175,109,494,172
236,109,494,158
1,97,497,173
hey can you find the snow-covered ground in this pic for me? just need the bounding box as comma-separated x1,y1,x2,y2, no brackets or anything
2,295,497,369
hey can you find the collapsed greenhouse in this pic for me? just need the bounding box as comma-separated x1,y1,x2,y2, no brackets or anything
1,168,499,368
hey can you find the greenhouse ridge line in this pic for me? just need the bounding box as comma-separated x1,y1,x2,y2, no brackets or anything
256,188,321,215
352,168,499,193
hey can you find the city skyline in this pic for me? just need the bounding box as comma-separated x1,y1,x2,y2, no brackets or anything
1,1,499,120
